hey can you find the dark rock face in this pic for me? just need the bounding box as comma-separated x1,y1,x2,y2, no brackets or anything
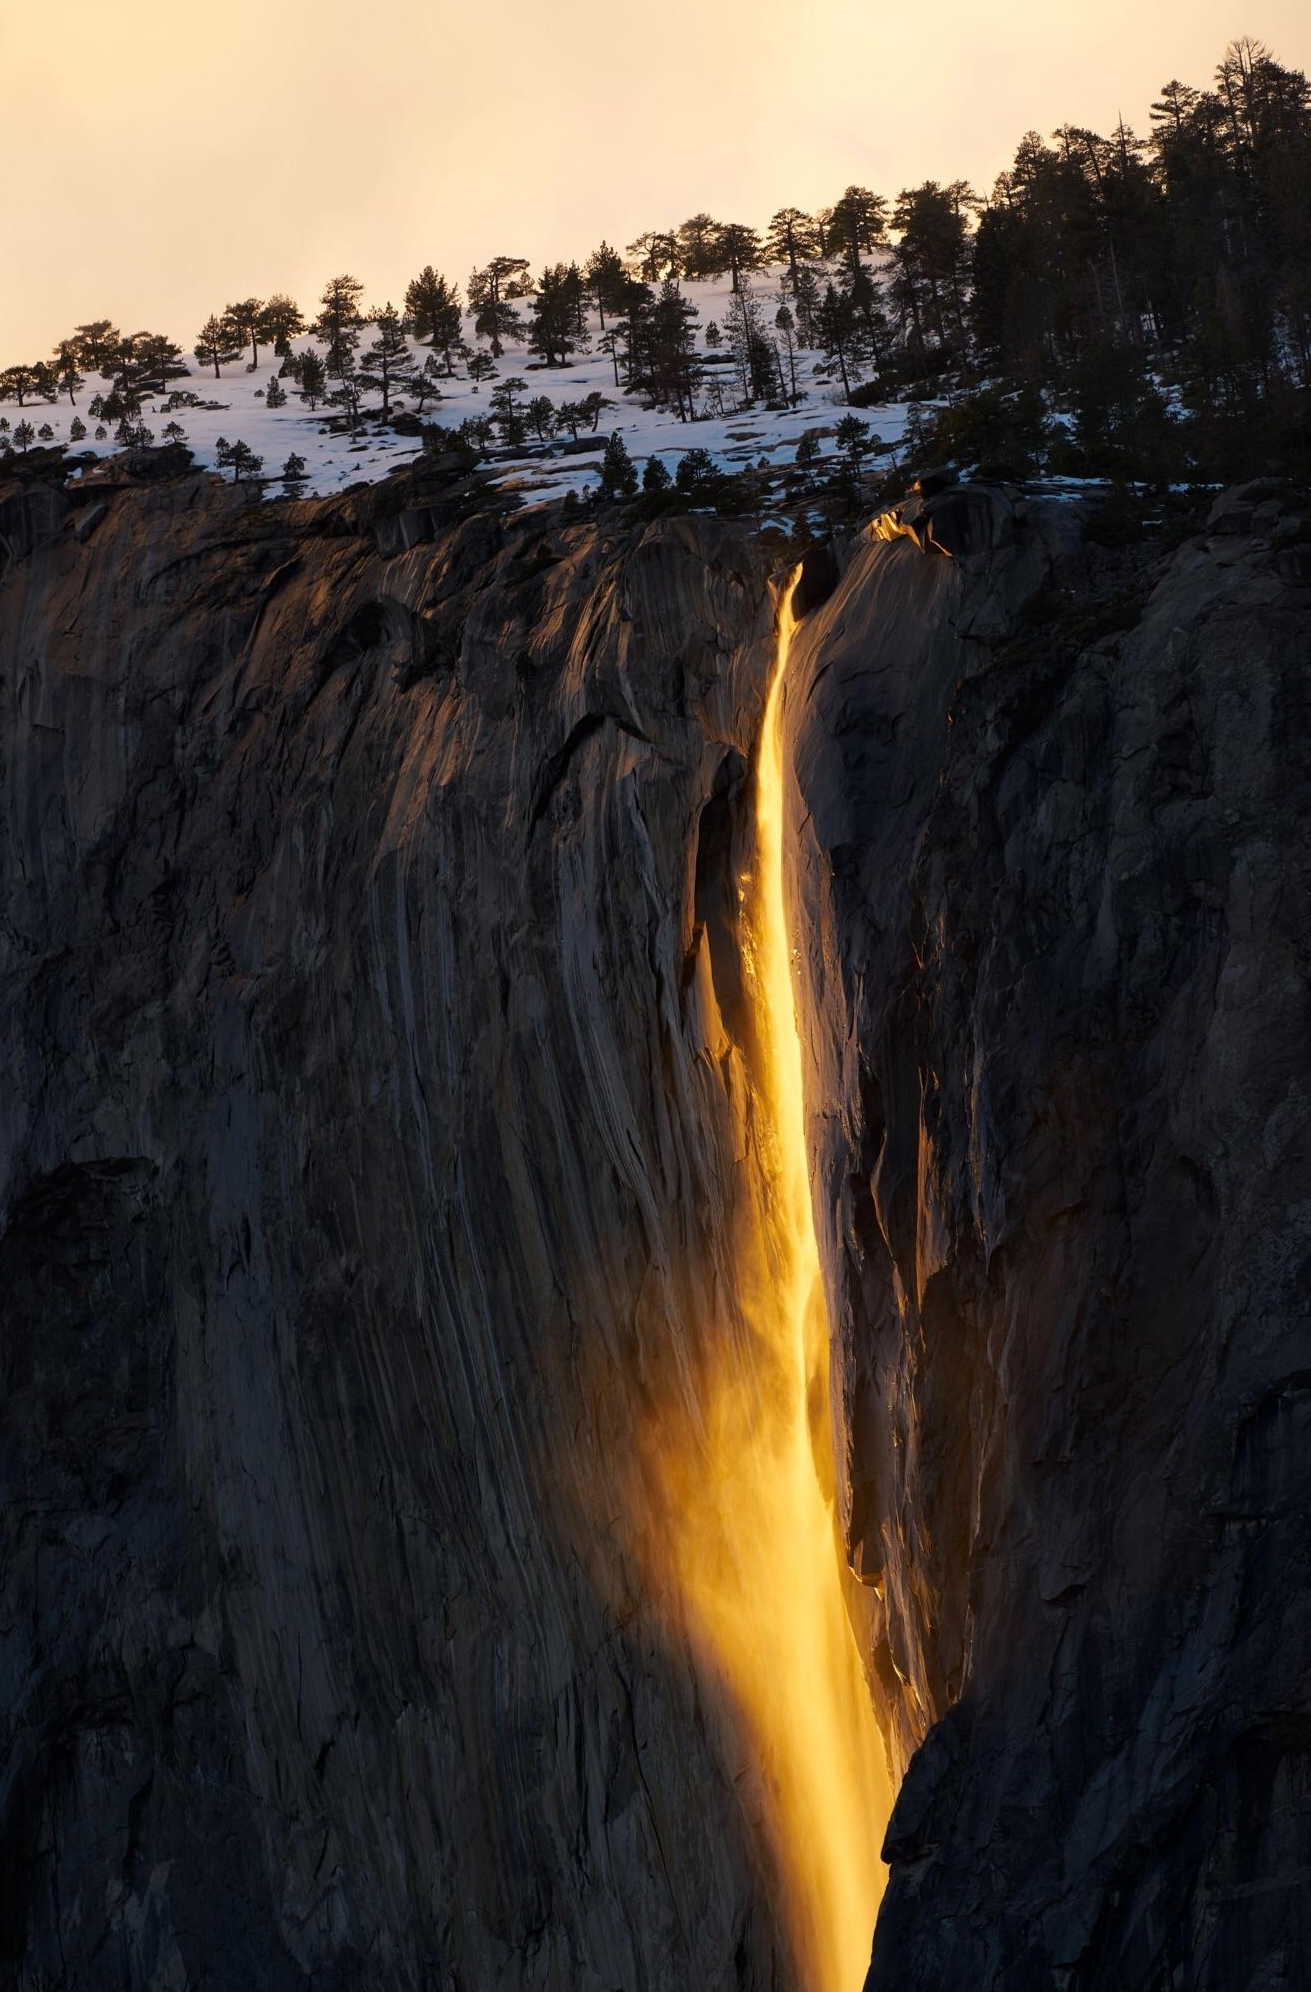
783,487,1311,1988
0,472,793,1990
5,459,1310,1992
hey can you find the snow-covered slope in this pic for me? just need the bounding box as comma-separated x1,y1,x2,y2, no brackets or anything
1,271,920,504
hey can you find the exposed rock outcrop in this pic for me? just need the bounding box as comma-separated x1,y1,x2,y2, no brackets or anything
783,483,1311,1989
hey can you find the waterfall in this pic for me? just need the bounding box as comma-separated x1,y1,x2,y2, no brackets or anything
632,571,891,1991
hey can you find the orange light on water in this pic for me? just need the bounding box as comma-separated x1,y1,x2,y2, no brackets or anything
637,572,891,1992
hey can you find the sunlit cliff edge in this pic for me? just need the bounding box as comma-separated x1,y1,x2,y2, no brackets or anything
1,460,1309,1991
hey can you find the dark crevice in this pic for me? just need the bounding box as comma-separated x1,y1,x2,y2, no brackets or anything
528,711,651,835
689,750,750,1047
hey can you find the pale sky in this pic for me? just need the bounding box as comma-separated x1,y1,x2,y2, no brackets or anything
2,1,1308,359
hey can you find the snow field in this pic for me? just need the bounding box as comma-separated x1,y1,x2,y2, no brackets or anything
2,270,921,504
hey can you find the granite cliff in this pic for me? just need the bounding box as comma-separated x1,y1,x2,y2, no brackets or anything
0,463,791,1990
1,459,1308,1990
781,482,1311,1989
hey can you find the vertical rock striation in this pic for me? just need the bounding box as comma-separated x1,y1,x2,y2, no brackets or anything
783,484,1311,1989
0,469,797,1991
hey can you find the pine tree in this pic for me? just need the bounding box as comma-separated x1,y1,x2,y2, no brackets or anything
259,295,306,356
563,263,589,340
466,352,497,390
834,413,873,465
554,400,587,442
794,430,823,483
650,278,702,419
846,260,889,373
674,447,722,504
816,283,862,401
358,304,416,416
282,451,308,483
264,375,287,409
54,342,85,404
489,377,527,445
411,355,445,412
69,415,87,441
765,208,822,288
717,222,763,292
216,436,264,481
791,265,822,348
226,297,267,368
328,359,364,433
527,394,556,440
99,335,148,412
826,186,889,282
584,242,626,329
724,284,777,404
597,431,637,500
677,214,726,279
774,306,800,402
98,385,136,425
138,334,189,396
0,365,39,406
614,280,656,396
597,328,622,387
298,350,328,409
195,314,243,378
828,428,867,517
455,414,494,456
890,181,974,366
528,266,581,366
642,453,671,493
468,257,531,357
404,267,464,369
313,275,366,376
72,321,121,374
627,231,680,282
1149,78,1201,140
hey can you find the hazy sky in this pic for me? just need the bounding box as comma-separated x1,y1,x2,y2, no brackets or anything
3,1,1309,358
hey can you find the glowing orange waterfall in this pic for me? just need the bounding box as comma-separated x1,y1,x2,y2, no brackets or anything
641,572,891,1991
